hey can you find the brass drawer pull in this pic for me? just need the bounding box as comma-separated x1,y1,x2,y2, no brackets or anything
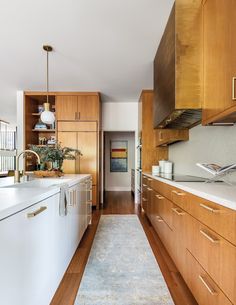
142,198,148,202
171,207,185,216
199,275,218,296
155,194,164,200
147,178,153,181
156,215,164,222
200,203,219,213
27,206,47,218
172,190,186,196
142,184,147,187
147,187,152,191
200,229,220,244
232,77,236,100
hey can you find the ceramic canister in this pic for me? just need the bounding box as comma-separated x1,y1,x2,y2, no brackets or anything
164,161,173,174
159,160,166,173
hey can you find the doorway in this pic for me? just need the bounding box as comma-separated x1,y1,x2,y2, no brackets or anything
103,131,135,196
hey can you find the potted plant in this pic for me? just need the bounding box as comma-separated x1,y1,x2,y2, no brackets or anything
29,142,82,174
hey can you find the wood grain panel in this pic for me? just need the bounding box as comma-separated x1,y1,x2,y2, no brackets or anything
202,0,236,124
77,96,99,121
57,132,77,173
187,216,236,304
140,91,168,172
57,122,97,132
175,0,203,109
155,129,189,146
56,96,78,121
77,132,97,184
185,250,232,305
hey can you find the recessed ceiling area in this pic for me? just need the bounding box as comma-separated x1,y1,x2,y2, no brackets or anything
0,0,174,125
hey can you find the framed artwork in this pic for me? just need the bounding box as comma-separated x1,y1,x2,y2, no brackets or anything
110,140,128,172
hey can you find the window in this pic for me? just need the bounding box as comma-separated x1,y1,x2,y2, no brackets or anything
0,121,16,173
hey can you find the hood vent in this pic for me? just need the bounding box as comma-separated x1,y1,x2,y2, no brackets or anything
158,109,202,129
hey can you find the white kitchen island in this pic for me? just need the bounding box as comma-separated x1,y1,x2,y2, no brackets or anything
0,174,92,305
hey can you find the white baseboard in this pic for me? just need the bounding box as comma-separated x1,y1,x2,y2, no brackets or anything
105,187,131,192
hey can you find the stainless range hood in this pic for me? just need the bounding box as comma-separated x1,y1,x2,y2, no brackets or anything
153,0,203,129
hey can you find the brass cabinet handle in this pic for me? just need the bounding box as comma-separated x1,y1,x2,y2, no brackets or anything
232,77,236,100
142,197,148,202
200,203,219,213
159,131,163,141
172,190,186,196
27,206,47,218
147,178,153,181
142,184,147,187
75,112,78,120
171,207,185,216
156,215,164,222
155,194,164,200
200,229,220,244
199,275,218,295
147,187,152,191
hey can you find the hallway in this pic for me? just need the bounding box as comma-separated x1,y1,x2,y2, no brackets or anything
51,192,197,305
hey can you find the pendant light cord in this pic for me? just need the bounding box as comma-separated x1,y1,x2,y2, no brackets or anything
46,49,49,103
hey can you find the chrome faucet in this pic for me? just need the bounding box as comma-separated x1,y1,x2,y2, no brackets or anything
14,150,41,183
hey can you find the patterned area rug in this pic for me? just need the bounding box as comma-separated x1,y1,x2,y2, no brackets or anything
75,215,174,305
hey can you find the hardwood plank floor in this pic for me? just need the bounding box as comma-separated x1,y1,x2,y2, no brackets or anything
50,191,197,305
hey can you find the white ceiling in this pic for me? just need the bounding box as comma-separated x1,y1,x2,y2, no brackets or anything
0,0,174,125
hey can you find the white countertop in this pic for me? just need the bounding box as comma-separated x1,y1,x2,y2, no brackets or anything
0,174,91,220
144,173,236,211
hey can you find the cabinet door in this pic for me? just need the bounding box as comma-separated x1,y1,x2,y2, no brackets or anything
58,132,77,173
77,95,99,121
203,0,236,123
0,197,56,305
77,132,97,184
56,96,78,120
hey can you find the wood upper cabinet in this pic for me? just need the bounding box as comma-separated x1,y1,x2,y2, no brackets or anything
56,96,78,121
56,95,100,121
155,129,189,147
77,96,99,121
202,0,236,125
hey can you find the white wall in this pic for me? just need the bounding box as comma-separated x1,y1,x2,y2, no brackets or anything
105,132,135,191
102,102,139,131
169,124,236,180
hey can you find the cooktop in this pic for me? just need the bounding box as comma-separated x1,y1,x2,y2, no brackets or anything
153,173,207,182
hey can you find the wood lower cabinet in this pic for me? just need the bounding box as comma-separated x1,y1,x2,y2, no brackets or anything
202,0,236,125
142,174,236,305
186,250,232,305
58,130,98,206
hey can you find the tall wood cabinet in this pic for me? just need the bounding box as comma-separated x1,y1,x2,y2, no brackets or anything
202,0,236,125
56,93,101,209
23,92,101,209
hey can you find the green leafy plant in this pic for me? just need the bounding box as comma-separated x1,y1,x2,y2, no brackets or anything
29,142,82,172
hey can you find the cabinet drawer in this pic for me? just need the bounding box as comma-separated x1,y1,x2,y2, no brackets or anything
152,209,173,256
186,250,232,305
57,121,97,132
187,216,236,304
188,194,236,245
152,179,172,201
171,186,189,211
153,192,173,229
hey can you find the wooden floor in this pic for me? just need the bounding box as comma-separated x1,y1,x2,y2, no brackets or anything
50,191,197,305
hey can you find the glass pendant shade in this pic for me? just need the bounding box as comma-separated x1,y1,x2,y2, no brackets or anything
40,102,55,124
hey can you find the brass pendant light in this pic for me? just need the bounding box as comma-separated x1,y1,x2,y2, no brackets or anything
40,45,55,125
